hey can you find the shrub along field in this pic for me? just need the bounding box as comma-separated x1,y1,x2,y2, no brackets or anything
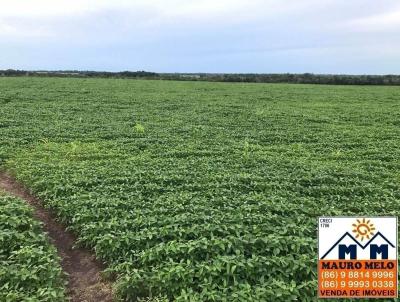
1,77,399,301
0,191,65,301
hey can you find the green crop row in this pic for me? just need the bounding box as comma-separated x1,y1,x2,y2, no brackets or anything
0,191,66,301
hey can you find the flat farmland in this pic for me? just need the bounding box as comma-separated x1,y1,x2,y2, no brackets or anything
1,77,400,301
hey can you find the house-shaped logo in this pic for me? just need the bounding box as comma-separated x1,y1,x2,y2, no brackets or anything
321,230,395,260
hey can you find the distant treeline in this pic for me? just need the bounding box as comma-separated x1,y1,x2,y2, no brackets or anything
0,69,158,78
1,69,400,85
163,73,400,85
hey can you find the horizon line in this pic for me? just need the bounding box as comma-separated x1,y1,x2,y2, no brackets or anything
1,69,400,77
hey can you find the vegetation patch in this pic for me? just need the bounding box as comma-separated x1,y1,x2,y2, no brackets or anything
0,192,66,301
1,77,400,301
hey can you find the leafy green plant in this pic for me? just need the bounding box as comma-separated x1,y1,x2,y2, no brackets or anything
133,122,145,134
0,193,66,301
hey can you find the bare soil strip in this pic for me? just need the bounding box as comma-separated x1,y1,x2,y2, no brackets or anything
0,172,114,302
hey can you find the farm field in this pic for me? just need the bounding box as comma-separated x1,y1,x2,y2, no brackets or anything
1,77,400,301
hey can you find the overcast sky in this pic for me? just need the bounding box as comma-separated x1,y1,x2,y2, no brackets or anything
1,0,399,74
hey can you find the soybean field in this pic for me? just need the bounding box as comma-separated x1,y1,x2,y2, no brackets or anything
1,77,400,301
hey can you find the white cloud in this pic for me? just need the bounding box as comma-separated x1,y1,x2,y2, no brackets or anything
0,0,400,72
0,0,334,29
0,0,93,17
348,9,400,31
0,0,245,38
0,0,247,19
0,25,49,38
0,0,300,38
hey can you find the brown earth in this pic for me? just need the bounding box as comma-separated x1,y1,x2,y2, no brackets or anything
0,172,114,302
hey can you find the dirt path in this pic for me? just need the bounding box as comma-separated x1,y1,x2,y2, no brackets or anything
0,172,114,302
